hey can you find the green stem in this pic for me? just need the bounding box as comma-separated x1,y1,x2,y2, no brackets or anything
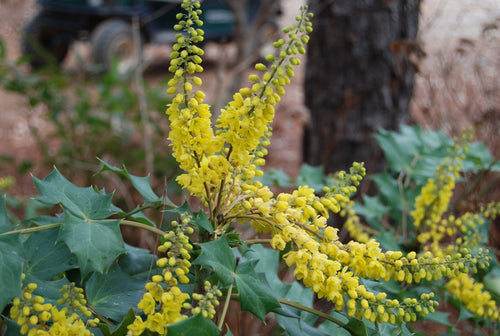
277,298,348,329
244,239,271,245
0,220,168,238
218,283,233,331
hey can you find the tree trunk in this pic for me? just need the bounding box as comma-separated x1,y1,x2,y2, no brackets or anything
303,0,421,174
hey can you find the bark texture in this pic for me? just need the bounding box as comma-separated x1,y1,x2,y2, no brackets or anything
303,0,421,174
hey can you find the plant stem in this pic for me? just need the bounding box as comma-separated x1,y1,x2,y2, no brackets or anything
277,298,348,329
218,283,233,330
0,220,168,237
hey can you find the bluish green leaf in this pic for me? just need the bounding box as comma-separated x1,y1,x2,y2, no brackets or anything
194,209,214,234
0,234,24,313
24,215,61,227
96,307,137,336
24,228,78,280
34,168,114,219
98,159,166,204
423,311,452,327
118,243,156,279
0,197,13,234
58,212,125,277
193,235,235,286
24,274,70,307
462,142,495,172
258,168,292,187
167,313,219,335
234,261,281,321
296,164,325,191
375,231,401,251
2,318,22,336
86,264,146,322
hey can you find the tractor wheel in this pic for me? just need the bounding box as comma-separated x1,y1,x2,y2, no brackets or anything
91,19,141,74
21,14,70,68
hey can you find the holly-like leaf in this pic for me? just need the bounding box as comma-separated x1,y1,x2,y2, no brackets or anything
234,261,281,321
86,264,146,322
167,313,219,336
192,235,235,286
193,209,214,234
0,234,24,313
24,274,70,307
58,211,124,277
34,168,114,219
24,229,77,280
98,159,168,205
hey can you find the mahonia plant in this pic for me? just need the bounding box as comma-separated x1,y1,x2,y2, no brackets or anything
1,1,498,336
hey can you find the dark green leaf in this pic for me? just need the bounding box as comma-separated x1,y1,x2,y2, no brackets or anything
118,244,156,279
58,212,124,277
193,235,235,286
86,264,146,322
24,229,78,280
0,234,24,313
2,318,22,336
34,168,114,219
296,164,325,191
96,307,137,336
234,261,281,321
167,313,219,336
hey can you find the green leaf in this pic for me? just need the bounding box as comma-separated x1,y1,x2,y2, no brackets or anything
96,307,137,336
58,212,125,277
24,274,70,307
34,168,114,219
462,142,495,172
24,229,78,280
375,231,401,251
118,243,156,279
194,209,214,234
258,168,292,187
234,261,281,321
0,197,13,234
98,159,166,204
423,311,452,327
296,164,325,191
0,234,24,313
167,313,219,336
86,264,146,322
193,235,235,286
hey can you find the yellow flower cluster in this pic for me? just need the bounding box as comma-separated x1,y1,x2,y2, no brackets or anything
128,213,194,335
10,280,97,336
191,281,222,319
446,273,499,321
411,132,471,247
0,175,15,190
165,0,313,221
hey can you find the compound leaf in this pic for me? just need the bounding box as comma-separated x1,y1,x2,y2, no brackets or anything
167,312,219,336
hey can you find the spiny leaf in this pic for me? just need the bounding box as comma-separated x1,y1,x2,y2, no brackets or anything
57,212,124,277
234,261,281,321
98,159,169,205
34,168,113,219
192,235,235,286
